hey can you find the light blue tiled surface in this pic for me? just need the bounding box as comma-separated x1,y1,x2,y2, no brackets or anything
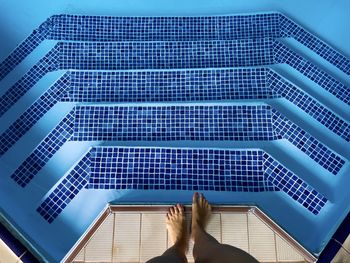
0,9,349,262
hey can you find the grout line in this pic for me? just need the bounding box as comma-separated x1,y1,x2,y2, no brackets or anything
83,244,85,263
139,213,142,263
273,232,278,263
219,213,223,243
333,238,350,255
166,217,169,250
246,213,251,254
111,214,116,262
17,250,27,262
251,208,315,262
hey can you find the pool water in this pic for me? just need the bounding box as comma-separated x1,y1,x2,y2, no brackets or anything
0,1,349,262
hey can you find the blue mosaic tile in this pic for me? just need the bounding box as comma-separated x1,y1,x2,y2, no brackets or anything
0,39,272,118
0,12,346,227
0,14,278,81
88,147,276,192
0,69,273,157
264,153,328,215
0,74,70,157
71,105,278,141
59,39,274,70
0,45,59,118
267,70,350,141
11,111,74,187
271,109,345,175
0,18,52,81
10,103,345,189
4,66,348,160
49,14,280,41
37,147,328,223
68,68,274,102
9,103,345,189
273,42,350,105
1,13,349,84
279,14,350,75
36,153,90,223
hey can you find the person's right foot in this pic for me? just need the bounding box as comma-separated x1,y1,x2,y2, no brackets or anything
191,192,212,240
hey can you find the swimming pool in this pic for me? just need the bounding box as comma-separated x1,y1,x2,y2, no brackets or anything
0,1,349,262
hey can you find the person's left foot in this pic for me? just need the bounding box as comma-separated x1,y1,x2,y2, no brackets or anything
166,204,188,253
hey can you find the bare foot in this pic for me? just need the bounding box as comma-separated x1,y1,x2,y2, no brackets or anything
166,204,188,253
191,192,212,240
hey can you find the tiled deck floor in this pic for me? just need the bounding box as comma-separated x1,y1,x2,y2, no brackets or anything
72,208,307,263
0,239,23,263
332,235,350,263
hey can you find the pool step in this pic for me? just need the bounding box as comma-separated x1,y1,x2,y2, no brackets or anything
1,13,349,83
274,41,350,105
37,147,327,224
7,104,344,190
0,12,349,261
1,67,348,160
2,35,349,119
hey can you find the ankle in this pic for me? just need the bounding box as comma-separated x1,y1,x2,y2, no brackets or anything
174,240,187,255
193,219,204,230
191,223,203,241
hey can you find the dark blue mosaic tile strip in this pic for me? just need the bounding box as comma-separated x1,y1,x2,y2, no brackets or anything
37,153,90,223
264,153,327,215
36,146,328,223
11,111,74,187
0,68,272,157
271,110,345,175
267,70,350,141
49,13,280,41
2,13,348,84
279,14,350,75
59,39,274,70
0,74,70,157
273,42,350,105
0,45,59,118
88,147,277,192
0,19,52,82
71,105,278,141
68,68,275,102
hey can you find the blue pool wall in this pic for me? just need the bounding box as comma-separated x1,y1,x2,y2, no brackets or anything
0,1,350,262
1,0,350,61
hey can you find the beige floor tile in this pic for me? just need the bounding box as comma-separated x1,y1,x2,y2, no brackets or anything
185,214,195,262
0,239,23,263
113,213,141,262
276,235,304,262
85,214,114,262
140,213,167,262
72,209,311,263
206,213,222,243
73,247,84,262
221,213,249,253
248,213,277,262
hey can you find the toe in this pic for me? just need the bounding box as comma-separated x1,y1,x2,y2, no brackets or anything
193,192,199,205
177,204,183,213
174,204,180,214
200,193,205,205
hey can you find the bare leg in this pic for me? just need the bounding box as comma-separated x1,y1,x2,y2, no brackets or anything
192,193,259,263
146,204,188,263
